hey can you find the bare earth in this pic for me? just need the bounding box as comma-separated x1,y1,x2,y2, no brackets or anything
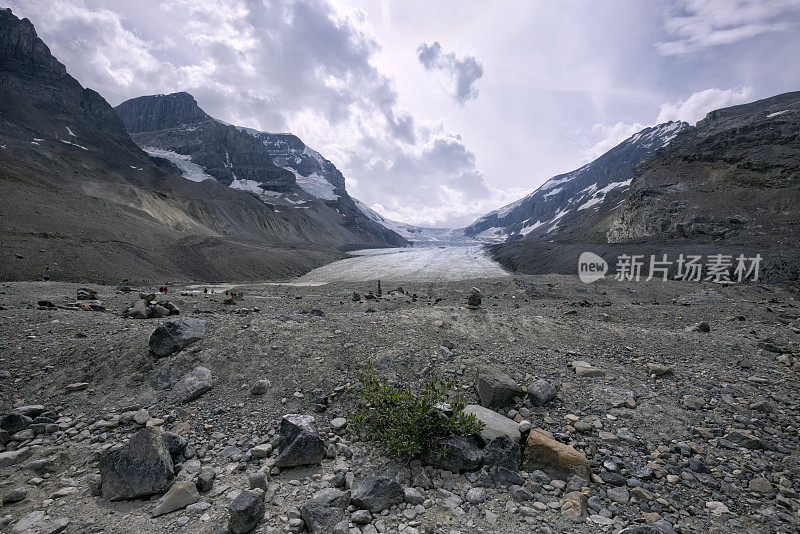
0,274,798,533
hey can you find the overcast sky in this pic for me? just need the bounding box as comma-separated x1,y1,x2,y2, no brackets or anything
8,0,800,227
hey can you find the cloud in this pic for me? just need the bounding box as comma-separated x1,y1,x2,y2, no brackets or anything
417,41,484,106
659,0,800,55
656,86,754,124
579,121,647,163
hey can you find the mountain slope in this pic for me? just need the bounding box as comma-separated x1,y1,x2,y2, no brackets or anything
489,92,800,282
115,93,407,248
0,9,390,283
464,121,690,242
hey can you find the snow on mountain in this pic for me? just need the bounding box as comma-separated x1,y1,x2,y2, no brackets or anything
464,121,691,242
142,147,215,182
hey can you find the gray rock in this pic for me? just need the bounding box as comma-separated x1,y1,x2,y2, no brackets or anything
99,427,175,501
421,435,482,473
3,486,27,504
607,486,630,504
196,467,216,493
168,366,215,405
251,380,270,395
128,299,151,319
462,405,521,443
475,367,524,408
482,435,522,470
149,318,206,357
351,466,405,513
403,487,424,505
351,509,372,524
527,379,557,406
151,481,199,516
0,412,32,435
274,414,326,468
10,405,46,417
0,448,33,468
465,487,486,504
228,489,265,534
299,488,350,533
479,465,524,487
570,360,605,377
248,471,268,491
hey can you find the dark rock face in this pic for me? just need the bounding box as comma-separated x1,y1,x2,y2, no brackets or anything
227,489,265,533
608,92,800,245
114,92,211,134
421,435,482,473
99,427,175,501
274,414,326,467
350,466,405,513
482,435,522,471
167,366,215,405
299,488,350,533
465,121,691,241
0,412,32,435
148,318,206,357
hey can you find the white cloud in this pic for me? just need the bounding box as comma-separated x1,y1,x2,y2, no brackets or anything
417,41,484,106
659,0,800,55
579,121,646,163
656,87,754,124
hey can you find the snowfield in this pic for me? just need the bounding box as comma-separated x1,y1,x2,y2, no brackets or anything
291,246,508,284
143,147,215,182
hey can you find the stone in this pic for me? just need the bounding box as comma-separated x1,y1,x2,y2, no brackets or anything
570,360,604,377
466,287,482,309
523,428,591,480
527,379,557,406
76,287,98,300
274,414,326,467
99,427,174,501
465,487,486,504
152,481,199,516
682,395,705,410
299,488,349,533
251,380,270,395
404,487,424,505
250,444,272,459
10,405,45,417
0,413,32,435
480,465,524,487
482,435,522,470
475,367,524,408
618,523,675,534
0,448,32,468
462,404,521,443
248,471,268,491
645,363,674,376
197,467,216,493
421,435,482,473
350,466,404,513
330,417,347,431
3,487,27,504
705,501,729,516
10,511,70,534
152,304,170,318
65,382,89,392
149,318,206,357
560,491,587,522
607,486,630,504
351,509,372,524
748,476,775,496
128,299,151,319
228,489,265,534
133,408,150,425
167,366,215,405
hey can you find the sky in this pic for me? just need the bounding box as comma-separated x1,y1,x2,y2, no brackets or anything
7,0,800,227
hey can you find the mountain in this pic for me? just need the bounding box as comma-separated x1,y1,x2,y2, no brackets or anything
489,92,800,282
115,93,407,248
0,8,399,283
606,92,800,245
464,121,690,242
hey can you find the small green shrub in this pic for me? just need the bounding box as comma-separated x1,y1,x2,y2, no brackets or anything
349,363,484,459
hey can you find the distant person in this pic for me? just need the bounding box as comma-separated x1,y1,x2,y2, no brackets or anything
204,288,208,294
163,285,168,293
42,266,51,281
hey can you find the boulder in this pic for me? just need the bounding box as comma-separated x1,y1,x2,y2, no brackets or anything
151,481,199,516
0,413,32,435
523,428,590,480
167,367,215,405
482,435,522,470
527,379,557,406
128,299,151,319
300,488,350,533
148,318,206,357
76,288,98,300
462,405,520,444
100,427,174,501
421,435,482,473
350,466,405,513
251,380,270,395
228,489,265,534
274,414,326,467
560,491,588,522
0,448,32,468
475,367,524,408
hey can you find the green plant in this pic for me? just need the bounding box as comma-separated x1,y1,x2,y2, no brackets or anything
349,363,484,459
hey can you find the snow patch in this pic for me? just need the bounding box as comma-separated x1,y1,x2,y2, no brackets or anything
767,110,789,118
61,139,88,150
65,126,76,137
288,169,338,200
143,147,215,182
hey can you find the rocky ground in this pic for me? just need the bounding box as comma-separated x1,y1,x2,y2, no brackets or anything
0,275,798,533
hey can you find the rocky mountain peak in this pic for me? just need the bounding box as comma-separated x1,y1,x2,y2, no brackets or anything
115,91,212,133
0,8,67,79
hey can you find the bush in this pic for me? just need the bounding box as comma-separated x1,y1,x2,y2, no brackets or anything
349,363,484,459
